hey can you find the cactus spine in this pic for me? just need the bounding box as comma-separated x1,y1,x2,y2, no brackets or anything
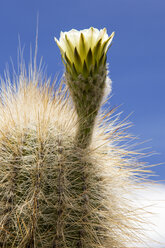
0,27,150,247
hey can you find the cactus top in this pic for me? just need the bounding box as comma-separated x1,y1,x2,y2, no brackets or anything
54,27,114,79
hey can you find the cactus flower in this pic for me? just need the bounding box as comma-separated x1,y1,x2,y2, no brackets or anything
54,27,114,79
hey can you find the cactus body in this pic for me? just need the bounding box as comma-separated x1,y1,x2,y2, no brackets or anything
0,27,151,247
0,68,150,248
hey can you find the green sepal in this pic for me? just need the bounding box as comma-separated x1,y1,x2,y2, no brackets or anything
94,61,98,74
101,36,111,55
102,32,114,54
65,34,74,56
61,55,66,67
98,52,106,67
79,33,86,58
104,55,107,66
82,60,88,78
93,38,102,62
106,42,113,54
74,47,82,72
64,53,73,75
64,53,72,68
86,48,93,69
72,62,78,78
66,64,72,75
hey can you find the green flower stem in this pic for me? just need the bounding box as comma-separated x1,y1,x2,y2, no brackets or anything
66,67,106,149
75,112,97,149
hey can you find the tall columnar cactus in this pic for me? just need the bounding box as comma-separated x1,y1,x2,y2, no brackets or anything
0,27,150,247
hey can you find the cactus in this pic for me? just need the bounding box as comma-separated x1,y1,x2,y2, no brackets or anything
0,27,151,247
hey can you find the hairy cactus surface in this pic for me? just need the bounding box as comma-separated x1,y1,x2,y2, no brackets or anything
0,27,152,247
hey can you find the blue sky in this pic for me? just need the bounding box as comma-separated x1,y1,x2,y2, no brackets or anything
0,0,165,180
